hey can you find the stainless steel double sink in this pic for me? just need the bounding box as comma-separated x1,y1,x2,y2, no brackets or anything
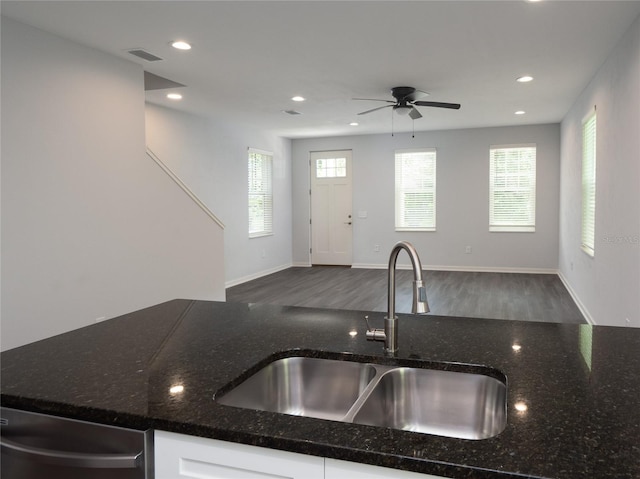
215,353,507,440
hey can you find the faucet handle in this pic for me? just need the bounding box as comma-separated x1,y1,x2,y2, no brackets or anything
364,315,373,331
364,315,386,341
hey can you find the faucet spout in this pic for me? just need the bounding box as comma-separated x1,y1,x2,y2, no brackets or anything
366,241,430,355
388,241,430,318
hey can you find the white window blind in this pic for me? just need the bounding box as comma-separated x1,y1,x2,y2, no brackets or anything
395,149,436,231
489,145,536,232
248,148,273,238
582,111,596,256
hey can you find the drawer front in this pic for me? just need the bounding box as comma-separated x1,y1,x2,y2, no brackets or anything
155,430,323,479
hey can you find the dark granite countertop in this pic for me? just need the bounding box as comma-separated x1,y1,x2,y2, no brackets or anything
2,299,639,478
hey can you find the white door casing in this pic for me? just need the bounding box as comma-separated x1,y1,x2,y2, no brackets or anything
310,150,353,266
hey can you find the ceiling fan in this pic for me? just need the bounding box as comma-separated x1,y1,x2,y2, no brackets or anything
354,86,461,120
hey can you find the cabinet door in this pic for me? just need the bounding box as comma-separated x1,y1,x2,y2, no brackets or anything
326,458,448,479
155,430,324,479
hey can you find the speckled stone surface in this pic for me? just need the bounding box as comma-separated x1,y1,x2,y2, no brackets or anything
2,300,639,478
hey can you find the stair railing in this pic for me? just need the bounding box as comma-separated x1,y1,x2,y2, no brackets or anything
146,147,225,229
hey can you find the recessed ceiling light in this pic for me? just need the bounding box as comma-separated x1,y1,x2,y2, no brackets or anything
350,122,359,126
515,110,526,115
291,96,305,102
167,93,183,100
516,75,534,83
171,41,191,50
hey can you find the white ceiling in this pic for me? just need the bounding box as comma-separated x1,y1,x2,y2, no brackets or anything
3,1,640,139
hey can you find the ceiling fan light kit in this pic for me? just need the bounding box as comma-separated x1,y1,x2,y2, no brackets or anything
394,105,412,115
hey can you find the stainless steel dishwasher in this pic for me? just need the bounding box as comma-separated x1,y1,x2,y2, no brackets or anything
1,407,153,478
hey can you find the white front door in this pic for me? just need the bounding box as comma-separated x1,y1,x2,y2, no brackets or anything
310,150,353,265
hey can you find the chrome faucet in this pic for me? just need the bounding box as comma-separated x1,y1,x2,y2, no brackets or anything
366,241,430,354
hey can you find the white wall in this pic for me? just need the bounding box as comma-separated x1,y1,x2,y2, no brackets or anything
145,104,292,286
292,124,560,271
559,15,640,327
1,18,225,351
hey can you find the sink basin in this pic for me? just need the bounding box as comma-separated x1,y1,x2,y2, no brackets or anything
216,357,377,421
351,367,507,440
215,353,507,440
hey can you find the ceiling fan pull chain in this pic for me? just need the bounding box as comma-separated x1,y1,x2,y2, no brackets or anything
391,108,394,137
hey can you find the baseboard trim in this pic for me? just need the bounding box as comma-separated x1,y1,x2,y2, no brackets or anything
292,262,312,268
352,263,559,274
557,271,595,325
350,263,387,270
225,263,293,288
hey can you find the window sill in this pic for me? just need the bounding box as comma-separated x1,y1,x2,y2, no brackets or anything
581,245,595,258
489,226,535,233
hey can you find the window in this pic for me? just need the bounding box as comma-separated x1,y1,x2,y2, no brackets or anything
395,149,436,231
582,111,596,256
248,148,273,238
315,156,347,178
489,144,536,232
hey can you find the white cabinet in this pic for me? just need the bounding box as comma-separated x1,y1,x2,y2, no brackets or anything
155,430,448,479
155,430,324,479
326,458,445,479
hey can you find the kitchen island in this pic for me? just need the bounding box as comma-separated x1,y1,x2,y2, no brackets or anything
2,299,639,478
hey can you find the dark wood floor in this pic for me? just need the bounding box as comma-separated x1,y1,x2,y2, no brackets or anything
226,267,586,324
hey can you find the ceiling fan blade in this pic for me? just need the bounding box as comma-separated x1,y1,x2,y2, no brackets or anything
357,105,394,115
413,101,461,110
404,89,429,102
353,98,396,103
409,107,422,120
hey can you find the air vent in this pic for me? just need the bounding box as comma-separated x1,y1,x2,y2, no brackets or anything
282,110,302,115
127,49,163,62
